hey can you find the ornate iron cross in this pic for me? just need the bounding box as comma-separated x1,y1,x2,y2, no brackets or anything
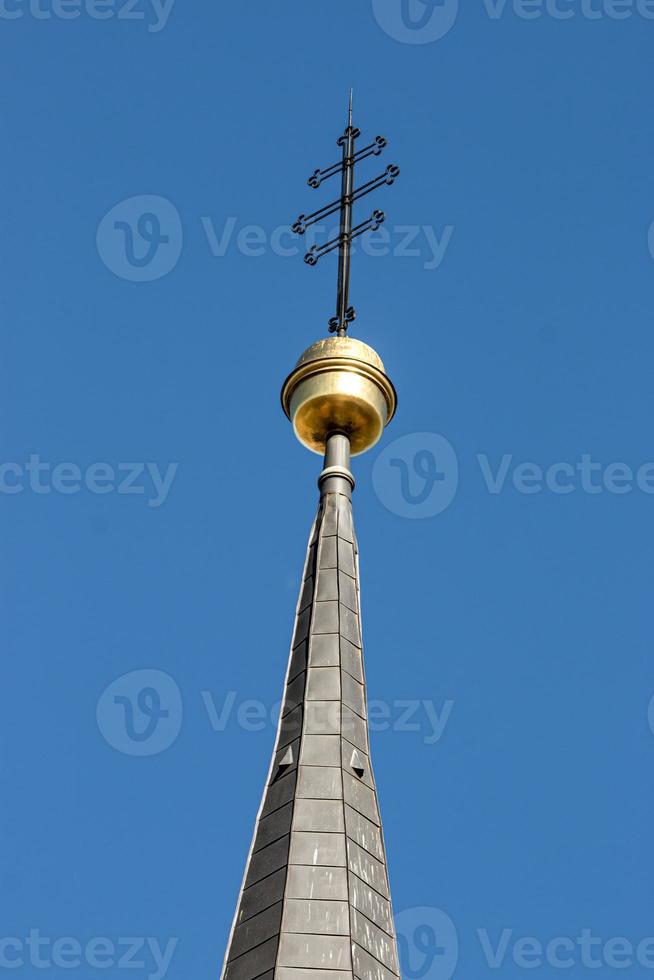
291,92,400,337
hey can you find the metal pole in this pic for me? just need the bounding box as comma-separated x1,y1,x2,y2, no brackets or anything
335,95,354,337
318,431,354,497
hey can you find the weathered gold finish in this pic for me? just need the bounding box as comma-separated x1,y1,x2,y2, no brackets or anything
281,336,397,456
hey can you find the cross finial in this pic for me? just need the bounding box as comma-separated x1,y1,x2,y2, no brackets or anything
291,96,400,337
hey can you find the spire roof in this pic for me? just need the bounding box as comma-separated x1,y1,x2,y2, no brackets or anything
221,450,401,980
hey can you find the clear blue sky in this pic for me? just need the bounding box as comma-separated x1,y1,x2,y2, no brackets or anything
3,2,654,979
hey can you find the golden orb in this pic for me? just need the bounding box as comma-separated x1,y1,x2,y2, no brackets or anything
281,336,397,456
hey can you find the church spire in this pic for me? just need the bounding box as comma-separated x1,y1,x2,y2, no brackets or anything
221,103,401,980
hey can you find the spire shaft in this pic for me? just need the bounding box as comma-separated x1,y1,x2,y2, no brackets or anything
220,452,401,980
319,431,354,498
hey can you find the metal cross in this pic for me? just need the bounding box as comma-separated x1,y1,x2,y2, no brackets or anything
292,92,400,337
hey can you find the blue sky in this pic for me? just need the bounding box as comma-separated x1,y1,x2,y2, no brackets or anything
2,2,654,979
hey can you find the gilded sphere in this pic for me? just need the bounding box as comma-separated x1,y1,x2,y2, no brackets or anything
281,336,397,456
